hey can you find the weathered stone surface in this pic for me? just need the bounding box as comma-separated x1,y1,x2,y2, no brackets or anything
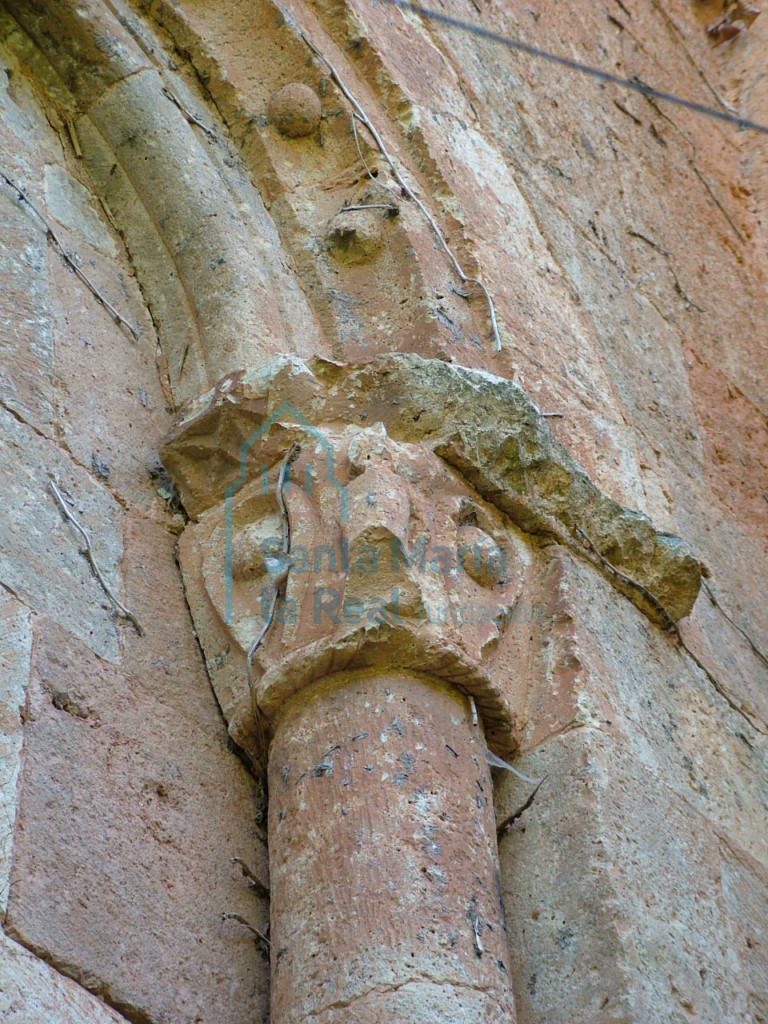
85,68,316,396
287,0,767,692
177,417,534,761
44,165,117,258
497,728,752,1024
0,933,128,1024
719,842,768,1024
325,204,387,265
4,0,326,410
0,202,54,436
519,548,768,868
5,520,270,1024
3,0,148,109
0,406,122,662
0,48,56,437
46,243,171,518
128,0,457,364
164,353,702,623
0,2,766,1024
678,576,768,733
269,671,516,1023
0,590,31,917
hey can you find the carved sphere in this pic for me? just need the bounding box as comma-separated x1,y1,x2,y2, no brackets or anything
268,83,322,138
231,523,269,580
456,525,507,588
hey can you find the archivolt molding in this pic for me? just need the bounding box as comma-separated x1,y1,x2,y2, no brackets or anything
1,0,323,406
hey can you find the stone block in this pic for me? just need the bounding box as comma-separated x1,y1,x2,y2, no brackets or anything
0,591,32,917
0,408,122,662
0,176,54,438
0,933,128,1024
5,514,269,1024
44,165,116,259
0,36,58,439
497,728,751,1024
720,843,768,1024
522,549,768,869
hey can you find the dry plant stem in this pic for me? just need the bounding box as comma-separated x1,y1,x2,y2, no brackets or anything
99,196,119,231
221,912,270,946
349,113,399,198
0,171,140,341
344,204,397,211
247,590,278,691
247,443,302,773
49,479,144,635
230,857,270,898
574,524,679,634
468,694,479,727
299,31,503,353
496,779,543,837
247,443,302,683
161,87,218,140
65,117,82,158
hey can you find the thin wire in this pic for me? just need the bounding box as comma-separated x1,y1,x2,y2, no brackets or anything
382,0,768,136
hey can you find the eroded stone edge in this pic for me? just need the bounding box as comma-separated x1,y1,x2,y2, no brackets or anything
164,353,702,625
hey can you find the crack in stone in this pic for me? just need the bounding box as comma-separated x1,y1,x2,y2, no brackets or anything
306,973,506,1020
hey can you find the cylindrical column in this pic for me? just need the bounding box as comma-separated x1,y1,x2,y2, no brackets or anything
268,670,516,1023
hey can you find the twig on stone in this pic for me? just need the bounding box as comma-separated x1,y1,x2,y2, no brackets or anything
49,479,144,635
247,443,302,683
245,570,277,675
496,778,543,838
65,117,83,158
670,264,706,313
99,196,120,231
299,32,503,353
0,171,140,341
349,113,399,198
613,99,642,125
221,912,271,946
179,343,190,378
230,857,270,898
468,694,479,727
161,87,218,140
343,203,399,214
628,228,705,311
573,525,679,634
702,580,768,671
627,228,671,256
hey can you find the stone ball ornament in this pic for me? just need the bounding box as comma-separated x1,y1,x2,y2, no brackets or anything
268,82,322,137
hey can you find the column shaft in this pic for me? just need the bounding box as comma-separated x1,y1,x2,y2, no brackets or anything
268,670,516,1023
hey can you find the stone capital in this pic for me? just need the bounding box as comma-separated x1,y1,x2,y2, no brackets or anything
163,353,701,762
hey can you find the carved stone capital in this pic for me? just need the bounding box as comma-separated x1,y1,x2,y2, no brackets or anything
173,417,530,760
164,354,701,762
